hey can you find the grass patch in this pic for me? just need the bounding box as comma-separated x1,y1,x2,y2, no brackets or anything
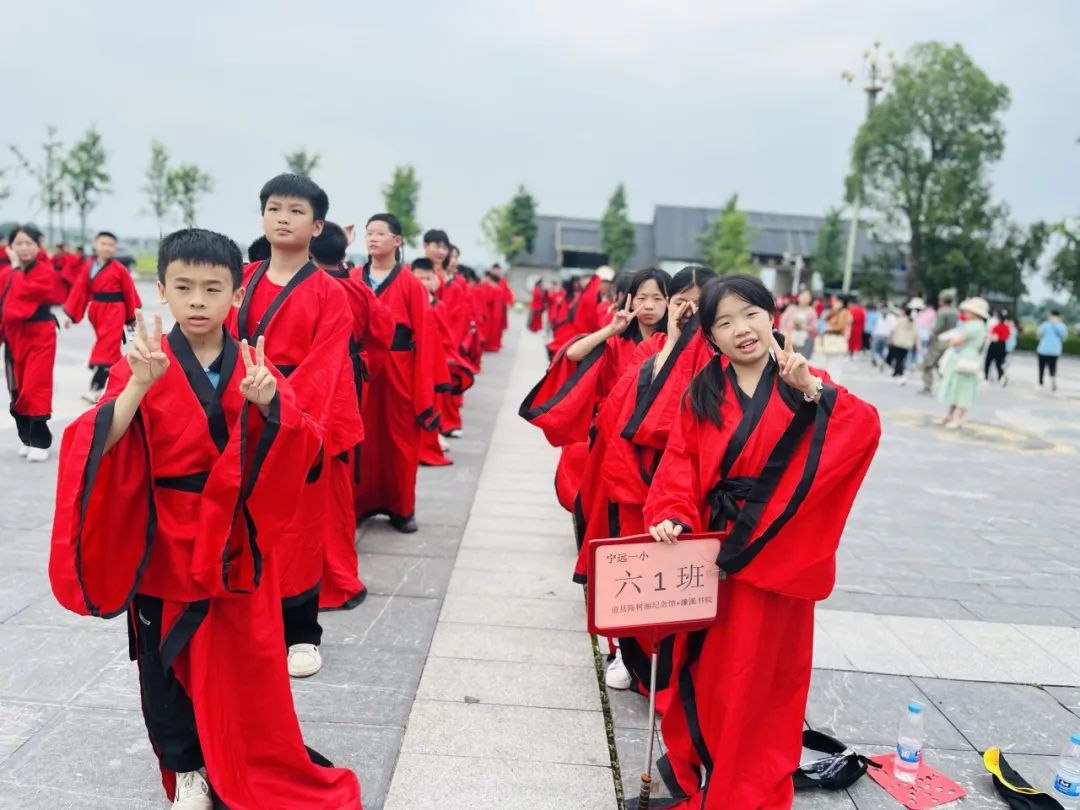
591,629,625,807
133,252,157,278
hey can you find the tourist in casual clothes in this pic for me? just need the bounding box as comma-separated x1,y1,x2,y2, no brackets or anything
984,309,1011,385
871,305,896,369
938,297,989,430
887,308,918,384
819,294,852,381
921,290,959,393
1037,309,1068,392
863,302,879,353
779,288,818,360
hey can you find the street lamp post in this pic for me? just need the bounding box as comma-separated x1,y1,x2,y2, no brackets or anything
840,42,890,295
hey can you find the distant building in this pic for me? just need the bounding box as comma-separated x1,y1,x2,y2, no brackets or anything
508,204,893,297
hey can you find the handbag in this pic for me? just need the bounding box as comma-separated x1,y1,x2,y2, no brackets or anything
955,357,980,375
822,333,847,355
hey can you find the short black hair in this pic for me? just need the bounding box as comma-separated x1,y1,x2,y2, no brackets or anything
157,228,243,288
411,257,436,272
423,229,450,247
1051,308,1062,317
94,231,118,241
9,224,44,244
310,221,348,267
248,236,271,262
259,173,329,221
367,213,402,235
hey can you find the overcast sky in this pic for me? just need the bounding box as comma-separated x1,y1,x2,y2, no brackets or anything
2,1,1076,296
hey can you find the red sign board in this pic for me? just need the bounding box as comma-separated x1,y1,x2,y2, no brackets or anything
587,533,725,640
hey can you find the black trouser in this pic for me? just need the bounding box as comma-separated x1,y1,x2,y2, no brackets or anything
14,414,52,449
984,343,1007,380
283,587,323,647
130,594,204,773
90,364,110,391
886,345,909,377
1038,353,1059,385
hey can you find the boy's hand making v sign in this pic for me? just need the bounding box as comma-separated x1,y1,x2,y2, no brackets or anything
239,336,277,416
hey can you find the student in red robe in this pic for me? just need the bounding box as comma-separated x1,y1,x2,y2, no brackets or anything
569,267,716,699
309,222,394,611
2,225,60,462
49,228,362,810
231,174,362,678
527,279,545,332
459,265,487,365
356,214,438,534
52,242,85,296
410,258,454,468
425,232,469,438
63,231,142,403
643,275,879,809
521,268,669,523
481,263,515,352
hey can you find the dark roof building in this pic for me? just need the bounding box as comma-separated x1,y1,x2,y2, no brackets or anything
509,204,892,297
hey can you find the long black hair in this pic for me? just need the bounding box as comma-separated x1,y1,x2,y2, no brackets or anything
686,274,797,427
669,264,716,298
623,267,671,341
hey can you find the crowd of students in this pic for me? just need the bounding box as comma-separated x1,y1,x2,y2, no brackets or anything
34,173,515,809
523,265,881,808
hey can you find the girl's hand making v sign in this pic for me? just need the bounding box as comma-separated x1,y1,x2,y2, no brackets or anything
770,334,821,400
607,295,639,337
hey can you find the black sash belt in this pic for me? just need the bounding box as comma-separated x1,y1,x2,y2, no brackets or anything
391,323,414,351
155,472,209,493
159,599,210,673
27,304,56,323
92,291,125,303
277,364,297,377
706,477,757,531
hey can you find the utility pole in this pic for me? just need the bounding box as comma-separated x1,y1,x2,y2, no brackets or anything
840,42,890,294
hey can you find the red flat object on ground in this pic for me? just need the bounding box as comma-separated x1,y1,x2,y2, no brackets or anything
867,754,967,808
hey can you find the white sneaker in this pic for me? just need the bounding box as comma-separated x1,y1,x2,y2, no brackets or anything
26,447,49,463
605,650,632,690
80,390,101,405
172,768,212,809
437,434,449,452
287,643,322,678
17,445,28,458
447,429,463,438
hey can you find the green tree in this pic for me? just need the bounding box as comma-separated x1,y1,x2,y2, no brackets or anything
698,194,756,275
143,140,173,234
10,126,66,243
62,126,111,244
600,183,636,269
505,186,538,256
284,148,320,178
480,204,520,260
1048,226,1080,302
846,42,1010,296
167,164,214,228
813,208,845,287
922,215,1048,300
382,165,421,247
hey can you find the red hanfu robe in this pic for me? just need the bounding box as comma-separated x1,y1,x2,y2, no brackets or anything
1,251,59,421
419,304,454,467
356,263,438,522
48,327,362,809
320,266,394,609
437,273,471,352
231,260,362,603
642,360,880,809
481,277,515,352
546,291,576,356
53,251,85,297
63,258,141,367
519,330,648,515
528,283,545,332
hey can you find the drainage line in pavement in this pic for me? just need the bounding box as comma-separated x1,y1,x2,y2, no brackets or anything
591,629,625,807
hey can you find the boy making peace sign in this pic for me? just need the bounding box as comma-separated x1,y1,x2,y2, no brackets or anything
49,228,362,809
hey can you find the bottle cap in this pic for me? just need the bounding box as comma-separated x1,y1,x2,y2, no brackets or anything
908,701,923,714
1071,733,1080,746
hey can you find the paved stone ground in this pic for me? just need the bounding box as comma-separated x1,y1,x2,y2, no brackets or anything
2,288,1079,809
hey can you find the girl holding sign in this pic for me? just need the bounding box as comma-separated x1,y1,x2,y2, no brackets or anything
645,275,880,809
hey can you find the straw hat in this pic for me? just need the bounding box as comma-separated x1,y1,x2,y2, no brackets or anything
959,297,990,321
907,297,927,310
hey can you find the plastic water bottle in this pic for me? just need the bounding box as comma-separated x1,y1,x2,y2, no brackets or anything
894,701,925,782
1053,733,1080,809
